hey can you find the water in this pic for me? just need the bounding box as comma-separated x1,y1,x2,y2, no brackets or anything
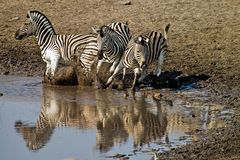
0,76,233,160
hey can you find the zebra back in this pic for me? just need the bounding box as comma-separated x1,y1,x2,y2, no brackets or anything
135,31,167,65
55,34,98,72
118,29,168,70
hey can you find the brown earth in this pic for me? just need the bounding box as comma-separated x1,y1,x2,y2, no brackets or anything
1,0,240,159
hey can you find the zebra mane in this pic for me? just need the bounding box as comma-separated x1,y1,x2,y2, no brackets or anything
99,25,116,37
28,10,56,35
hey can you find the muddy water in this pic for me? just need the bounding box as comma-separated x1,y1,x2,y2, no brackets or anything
0,76,233,160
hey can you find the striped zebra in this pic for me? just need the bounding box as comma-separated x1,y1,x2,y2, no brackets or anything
15,111,55,150
106,24,170,90
92,22,132,79
15,10,98,79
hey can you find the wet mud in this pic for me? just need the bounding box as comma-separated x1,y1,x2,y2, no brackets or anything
110,71,210,90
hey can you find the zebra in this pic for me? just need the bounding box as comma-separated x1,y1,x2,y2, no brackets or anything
91,22,132,80
15,102,56,151
15,10,98,80
105,24,170,90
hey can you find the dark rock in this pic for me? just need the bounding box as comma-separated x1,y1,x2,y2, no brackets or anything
121,0,131,5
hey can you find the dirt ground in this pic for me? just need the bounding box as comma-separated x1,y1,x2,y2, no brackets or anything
1,0,240,159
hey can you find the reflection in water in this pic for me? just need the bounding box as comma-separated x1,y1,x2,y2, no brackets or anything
15,86,168,152
14,86,231,157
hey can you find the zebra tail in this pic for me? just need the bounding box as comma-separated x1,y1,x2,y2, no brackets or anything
163,24,170,40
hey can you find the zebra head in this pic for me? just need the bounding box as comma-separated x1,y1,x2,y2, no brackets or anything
92,25,115,60
134,36,149,69
15,11,37,40
15,121,54,151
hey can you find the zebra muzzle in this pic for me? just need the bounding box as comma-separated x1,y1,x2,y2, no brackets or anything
15,29,23,40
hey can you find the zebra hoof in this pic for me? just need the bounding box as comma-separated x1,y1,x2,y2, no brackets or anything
106,82,114,89
45,74,55,85
131,86,136,91
103,83,110,89
131,85,140,91
43,74,52,84
95,81,106,89
50,78,56,85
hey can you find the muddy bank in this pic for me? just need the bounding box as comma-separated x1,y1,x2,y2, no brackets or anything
157,124,240,160
1,0,240,159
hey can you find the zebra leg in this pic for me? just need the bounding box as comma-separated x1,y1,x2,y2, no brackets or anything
43,58,51,80
122,68,126,80
96,60,103,75
155,52,165,77
50,53,60,80
95,60,104,88
132,68,140,91
105,64,123,87
109,60,119,74
139,66,147,83
45,62,51,79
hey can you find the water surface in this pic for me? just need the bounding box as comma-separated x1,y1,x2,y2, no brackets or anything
0,76,233,160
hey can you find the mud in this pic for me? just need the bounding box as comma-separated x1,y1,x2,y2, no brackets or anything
1,0,240,159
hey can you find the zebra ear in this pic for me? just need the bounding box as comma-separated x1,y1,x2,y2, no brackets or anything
99,26,109,37
27,11,32,19
138,36,143,44
91,26,100,34
99,29,105,37
145,38,149,43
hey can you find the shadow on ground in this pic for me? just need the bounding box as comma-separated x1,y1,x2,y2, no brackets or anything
101,71,210,90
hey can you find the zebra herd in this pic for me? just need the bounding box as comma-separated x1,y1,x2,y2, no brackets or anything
15,10,170,90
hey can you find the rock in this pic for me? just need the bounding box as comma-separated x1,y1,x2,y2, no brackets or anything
153,93,162,100
0,93,3,96
106,153,127,158
121,0,131,5
124,92,129,97
8,17,19,22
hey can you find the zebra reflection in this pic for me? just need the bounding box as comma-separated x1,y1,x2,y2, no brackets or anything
15,87,168,152
15,86,83,150
94,91,167,151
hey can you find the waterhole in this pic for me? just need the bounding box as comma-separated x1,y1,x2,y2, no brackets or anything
0,76,233,160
